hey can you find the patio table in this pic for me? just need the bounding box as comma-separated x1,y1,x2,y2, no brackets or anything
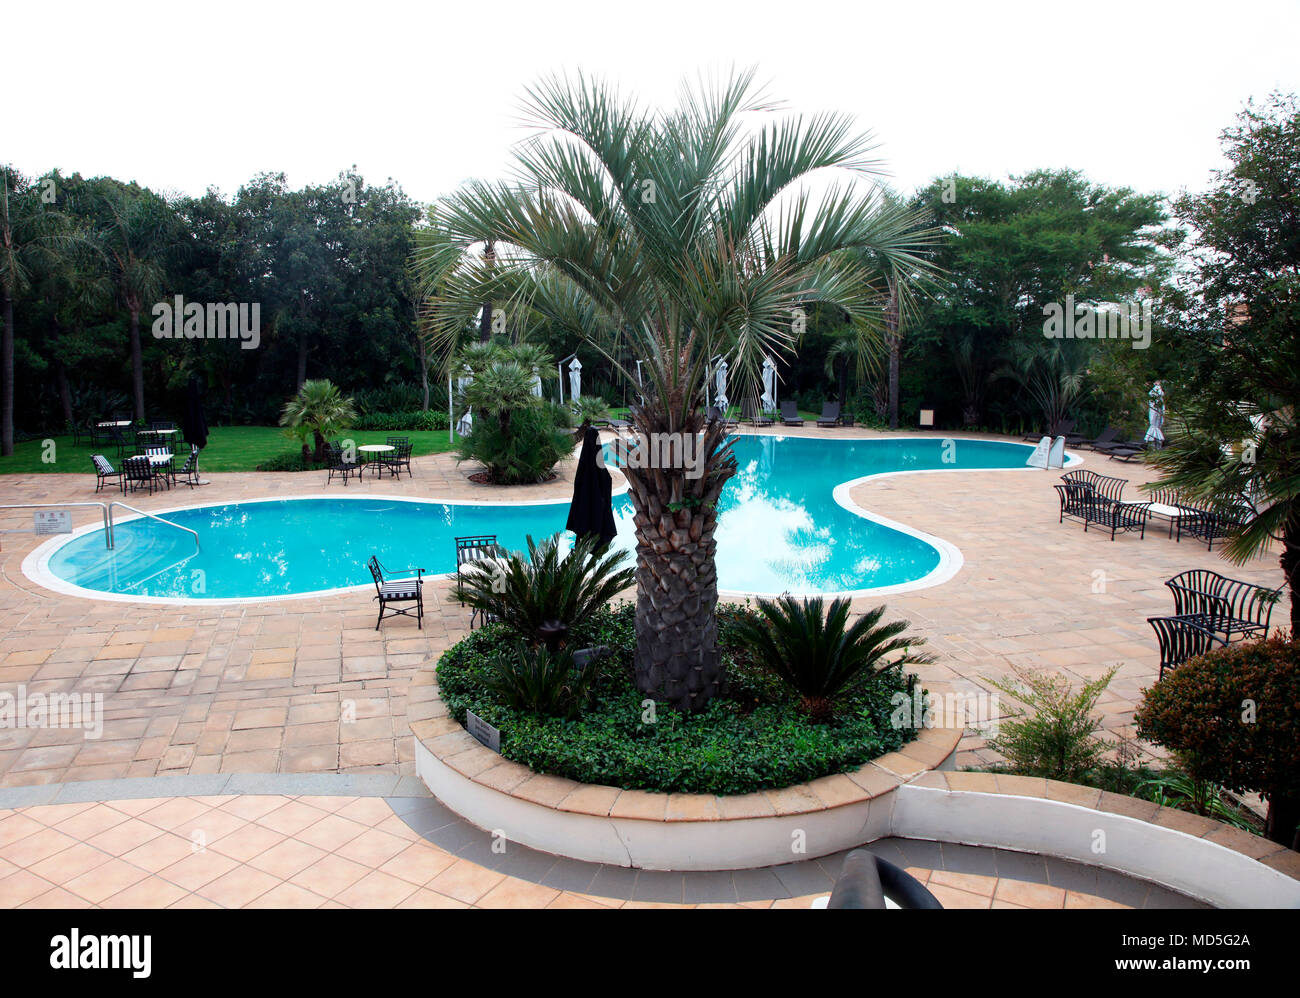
357,444,395,479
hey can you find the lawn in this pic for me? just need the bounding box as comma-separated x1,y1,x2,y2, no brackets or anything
0,425,454,475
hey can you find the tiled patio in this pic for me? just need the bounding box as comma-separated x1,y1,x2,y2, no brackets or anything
0,792,1146,908
0,429,1281,788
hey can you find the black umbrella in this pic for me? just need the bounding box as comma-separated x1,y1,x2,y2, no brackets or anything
182,375,209,450
566,426,617,548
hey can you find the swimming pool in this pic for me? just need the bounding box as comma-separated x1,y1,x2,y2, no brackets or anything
29,435,1051,602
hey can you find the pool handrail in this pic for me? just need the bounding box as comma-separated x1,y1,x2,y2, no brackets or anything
108,502,200,553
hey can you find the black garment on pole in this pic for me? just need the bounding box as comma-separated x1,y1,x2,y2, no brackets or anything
565,427,617,547
182,376,209,449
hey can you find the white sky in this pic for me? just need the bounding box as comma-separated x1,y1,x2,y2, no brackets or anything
7,0,1298,206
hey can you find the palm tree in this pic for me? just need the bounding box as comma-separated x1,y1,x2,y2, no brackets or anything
416,70,937,711
100,183,185,422
998,335,1092,436
0,168,89,456
279,379,357,462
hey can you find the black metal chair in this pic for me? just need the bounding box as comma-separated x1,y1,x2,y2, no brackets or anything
1165,569,1282,641
176,446,201,488
366,556,424,630
1148,616,1228,680
91,454,123,493
455,534,501,629
122,455,157,495
143,446,174,488
1176,500,1253,551
325,442,360,486
779,401,804,426
1055,472,1149,540
384,438,413,478
816,401,841,428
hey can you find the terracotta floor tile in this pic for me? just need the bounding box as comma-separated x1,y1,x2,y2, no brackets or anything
289,854,372,898
426,859,507,905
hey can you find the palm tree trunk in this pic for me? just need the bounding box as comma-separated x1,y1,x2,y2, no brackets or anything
886,279,900,430
55,358,74,428
623,406,736,711
479,240,495,343
2,292,13,456
129,308,145,422
1282,507,1300,638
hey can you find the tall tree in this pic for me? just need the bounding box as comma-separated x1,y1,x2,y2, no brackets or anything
418,70,936,711
1151,92,1300,634
100,182,186,421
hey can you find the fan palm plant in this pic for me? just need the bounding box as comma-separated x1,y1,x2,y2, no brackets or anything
416,70,937,711
730,596,932,720
278,378,357,462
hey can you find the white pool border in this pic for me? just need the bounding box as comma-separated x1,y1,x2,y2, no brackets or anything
22,438,1081,606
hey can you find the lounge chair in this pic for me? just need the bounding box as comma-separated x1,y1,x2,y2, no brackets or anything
1054,471,1149,539
779,401,804,426
816,401,841,428
1164,569,1282,641
742,399,772,427
366,556,424,630
1024,418,1076,443
91,454,123,493
1085,426,1121,451
1147,616,1228,680
1175,499,1253,551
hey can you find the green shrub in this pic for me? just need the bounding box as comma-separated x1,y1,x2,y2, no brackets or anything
434,603,920,795
984,666,1116,782
483,642,600,719
454,533,634,647
729,596,931,720
570,396,612,440
1136,635,1300,848
456,402,573,484
353,409,448,432
255,451,316,472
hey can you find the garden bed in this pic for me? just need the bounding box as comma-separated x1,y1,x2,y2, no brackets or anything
434,603,920,796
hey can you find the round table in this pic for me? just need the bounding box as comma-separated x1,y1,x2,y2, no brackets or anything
357,444,395,479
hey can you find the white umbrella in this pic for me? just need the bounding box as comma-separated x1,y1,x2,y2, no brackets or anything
531,371,543,397
568,358,582,401
714,360,728,410
760,357,777,410
1144,381,1165,448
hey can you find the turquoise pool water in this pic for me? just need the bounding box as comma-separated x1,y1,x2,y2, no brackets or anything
41,436,1035,600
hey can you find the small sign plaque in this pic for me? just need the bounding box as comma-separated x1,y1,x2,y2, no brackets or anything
465,710,501,753
34,510,73,535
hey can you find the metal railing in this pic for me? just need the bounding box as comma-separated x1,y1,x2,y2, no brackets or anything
0,502,112,548
108,502,199,553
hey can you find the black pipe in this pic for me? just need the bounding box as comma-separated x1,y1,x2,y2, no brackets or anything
826,849,944,909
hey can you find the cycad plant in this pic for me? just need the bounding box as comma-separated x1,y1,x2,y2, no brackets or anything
730,596,931,720
278,378,357,462
454,533,634,647
417,69,937,711
484,642,600,719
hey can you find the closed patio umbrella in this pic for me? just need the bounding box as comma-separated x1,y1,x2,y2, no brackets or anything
761,356,777,410
1145,380,1165,448
565,426,617,548
182,375,208,450
714,359,728,410
568,358,582,401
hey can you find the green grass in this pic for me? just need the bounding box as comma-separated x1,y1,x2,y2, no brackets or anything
0,425,454,475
